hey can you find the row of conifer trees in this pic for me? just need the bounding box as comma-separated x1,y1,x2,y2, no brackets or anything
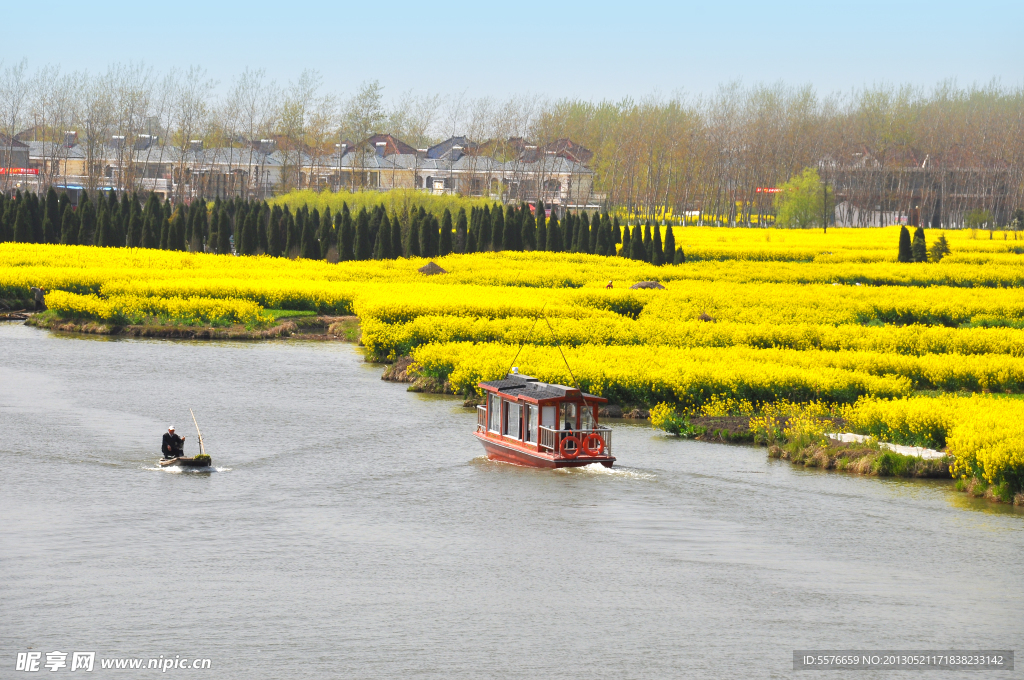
0,188,685,264
897,225,950,263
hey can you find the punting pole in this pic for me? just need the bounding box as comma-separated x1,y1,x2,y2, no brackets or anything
189,407,206,458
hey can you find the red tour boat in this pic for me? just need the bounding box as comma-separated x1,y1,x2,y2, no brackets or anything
474,370,615,468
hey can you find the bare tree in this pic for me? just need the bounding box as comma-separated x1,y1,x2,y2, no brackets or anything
0,59,30,192
340,80,386,191
169,66,215,202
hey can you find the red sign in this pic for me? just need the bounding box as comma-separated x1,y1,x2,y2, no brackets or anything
0,168,39,175
755,187,781,193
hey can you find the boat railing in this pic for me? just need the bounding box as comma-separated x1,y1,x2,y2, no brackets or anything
539,426,612,456
476,405,487,431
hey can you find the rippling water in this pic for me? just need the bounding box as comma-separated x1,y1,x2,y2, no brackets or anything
1,323,1021,678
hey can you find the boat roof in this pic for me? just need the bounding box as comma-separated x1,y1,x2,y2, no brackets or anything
479,374,607,404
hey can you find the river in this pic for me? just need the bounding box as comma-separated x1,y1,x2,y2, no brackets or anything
1,323,1021,679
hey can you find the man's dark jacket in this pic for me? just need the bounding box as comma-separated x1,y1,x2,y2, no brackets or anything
162,432,184,457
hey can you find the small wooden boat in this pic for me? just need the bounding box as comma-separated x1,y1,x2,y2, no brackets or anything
474,371,616,468
159,456,211,468
159,409,211,468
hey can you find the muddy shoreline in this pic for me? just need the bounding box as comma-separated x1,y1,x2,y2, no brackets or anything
23,313,361,342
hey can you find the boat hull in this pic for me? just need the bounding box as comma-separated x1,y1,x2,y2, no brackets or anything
159,457,211,468
475,432,614,469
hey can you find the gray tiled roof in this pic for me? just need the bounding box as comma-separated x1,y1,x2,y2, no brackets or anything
383,153,589,175
27,141,86,159
481,374,603,402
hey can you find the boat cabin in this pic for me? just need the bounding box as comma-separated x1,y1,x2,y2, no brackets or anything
474,370,615,467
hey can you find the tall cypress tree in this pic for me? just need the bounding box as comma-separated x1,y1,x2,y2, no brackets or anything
455,208,467,253
651,224,664,265
94,200,109,246
196,199,209,252
630,225,645,260
589,212,600,254
255,203,268,255
155,212,168,251
266,205,281,257
172,205,188,251
184,200,197,251
354,207,371,260
157,205,170,249
0,195,8,243
241,207,257,255
74,193,92,246
372,212,392,259
207,205,220,253
110,196,124,246
465,220,477,253
368,205,381,247
642,223,652,262
536,201,546,251
318,207,333,258
522,204,536,251
28,193,42,243
595,214,608,256
576,212,590,253
121,193,133,244
502,204,517,250
663,223,676,263
479,205,492,250
218,206,233,255
60,203,78,245
491,205,504,251
127,210,141,249
565,213,576,252
911,226,927,262
42,187,59,243
339,205,354,261
408,215,421,257
619,219,630,257
13,197,31,242
136,195,156,247
897,226,913,262
287,206,301,256
275,206,289,257
328,206,344,260
440,208,453,256
391,211,403,258
420,215,435,257
308,207,320,256
546,213,562,252
297,209,316,259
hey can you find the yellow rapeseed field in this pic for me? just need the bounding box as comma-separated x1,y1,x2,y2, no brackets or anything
3,229,1024,490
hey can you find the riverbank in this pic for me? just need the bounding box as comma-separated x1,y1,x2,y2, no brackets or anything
24,311,361,342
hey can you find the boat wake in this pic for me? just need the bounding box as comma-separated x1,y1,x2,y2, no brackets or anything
144,465,230,473
554,463,656,480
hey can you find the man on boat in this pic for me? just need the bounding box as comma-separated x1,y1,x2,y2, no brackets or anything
162,426,186,459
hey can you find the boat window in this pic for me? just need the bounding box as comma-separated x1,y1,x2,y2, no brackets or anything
541,405,555,429
580,403,595,430
503,400,520,439
524,404,537,443
559,402,577,430
488,394,501,432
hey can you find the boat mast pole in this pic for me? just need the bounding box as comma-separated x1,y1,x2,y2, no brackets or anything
541,314,592,421
504,302,547,378
189,407,206,457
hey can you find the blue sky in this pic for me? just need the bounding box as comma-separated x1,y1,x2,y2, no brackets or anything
5,0,1022,100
